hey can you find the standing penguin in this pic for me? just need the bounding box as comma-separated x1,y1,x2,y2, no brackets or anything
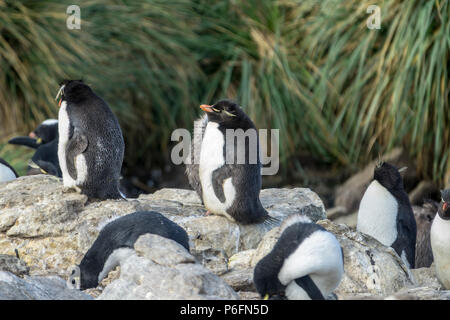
0,158,18,183
357,162,417,268
253,214,344,300
430,189,450,289
196,100,275,225
56,80,125,199
69,211,189,290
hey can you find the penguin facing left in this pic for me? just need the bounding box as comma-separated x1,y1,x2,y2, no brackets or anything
8,118,59,149
56,80,125,199
0,158,18,183
357,162,417,268
196,100,276,225
69,211,190,290
253,214,344,300
8,119,61,177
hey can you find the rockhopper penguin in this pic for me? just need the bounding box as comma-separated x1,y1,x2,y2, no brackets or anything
8,119,61,177
357,162,417,268
430,189,450,289
69,211,190,290
0,158,18,183
195,99,276,225
253,214,344,300
8,118,59,149
56,80,125,199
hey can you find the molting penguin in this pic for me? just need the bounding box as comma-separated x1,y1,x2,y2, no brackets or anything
357,162,417,268
0,158,18,183
69,211,189,290
430,189,450,289
253,214,344,300
414,200,437,268
185,114,207,202
197,100,276,225
56,80,125,199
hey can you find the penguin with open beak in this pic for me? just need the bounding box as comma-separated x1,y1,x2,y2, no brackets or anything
253,214,344,300
194,100,277,225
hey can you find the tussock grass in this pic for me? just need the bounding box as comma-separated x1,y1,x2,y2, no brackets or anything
1,0,448,185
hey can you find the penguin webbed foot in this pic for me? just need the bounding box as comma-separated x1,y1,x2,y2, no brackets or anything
62,186,82,194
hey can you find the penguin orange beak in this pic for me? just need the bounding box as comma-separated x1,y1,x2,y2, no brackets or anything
444,202,448,211
58,99,62,107
200,104,213,113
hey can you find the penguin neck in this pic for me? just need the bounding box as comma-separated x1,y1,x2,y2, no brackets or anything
375,178,409,206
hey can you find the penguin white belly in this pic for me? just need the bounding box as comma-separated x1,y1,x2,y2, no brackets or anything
278,230,344,299
98,247,135,283
199,122,235,220
285,281,311,300
430,215,450,289
58,102,88,187
357,180,398,247
0,164,16,183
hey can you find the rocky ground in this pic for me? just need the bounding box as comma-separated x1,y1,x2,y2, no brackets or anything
0,174,448,300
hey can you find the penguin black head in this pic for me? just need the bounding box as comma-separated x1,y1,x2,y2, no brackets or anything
56,79,92,106
374,162,404,191
29,119,58,144
77,254,101,290
438,189,450,220
200,100,251,128
253,257,287,300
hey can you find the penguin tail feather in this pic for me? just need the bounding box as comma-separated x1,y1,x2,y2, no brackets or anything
263,215,281,228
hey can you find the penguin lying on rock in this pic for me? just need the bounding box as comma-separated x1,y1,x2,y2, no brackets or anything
8,119,61,177
69,211,189,290
357,161,417,268
0,158,18,183
253,214,344,300
56,80,125,199
431,189,450,289
188,100,277,225
9,118,58,148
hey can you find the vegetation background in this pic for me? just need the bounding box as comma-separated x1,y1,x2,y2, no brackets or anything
0,0,448,191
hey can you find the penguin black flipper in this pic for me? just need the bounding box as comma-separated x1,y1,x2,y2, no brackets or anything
31,138,61,177
392,202,417,268
294,276,325,300
32,160,61,177
8,136,39,149
65,128,88,181
212,164,233,203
